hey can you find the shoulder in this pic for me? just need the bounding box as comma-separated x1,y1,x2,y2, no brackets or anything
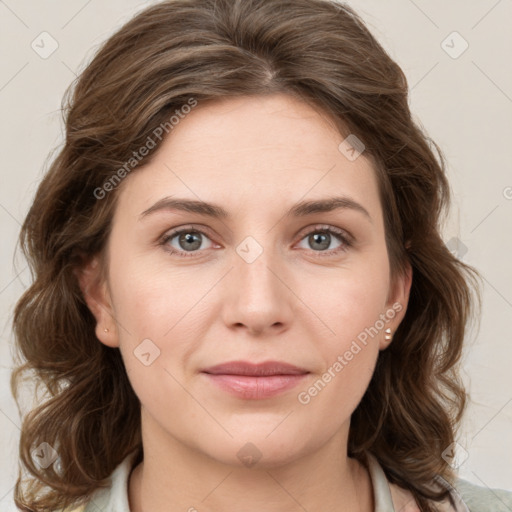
453,477,512,512
63,451,139,512
388,477,512,512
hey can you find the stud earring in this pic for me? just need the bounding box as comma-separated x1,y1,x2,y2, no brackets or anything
384,328,392,342
104,327,109,333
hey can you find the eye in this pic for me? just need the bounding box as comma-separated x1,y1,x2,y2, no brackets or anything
159,224,352,258
160,226,215,257
296,225,352,255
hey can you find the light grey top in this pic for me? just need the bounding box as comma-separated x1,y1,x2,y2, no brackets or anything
72,450,512,512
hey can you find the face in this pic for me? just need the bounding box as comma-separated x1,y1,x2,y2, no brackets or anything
80,93,411,468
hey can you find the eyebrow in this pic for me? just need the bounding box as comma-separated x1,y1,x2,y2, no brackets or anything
139,195,372,222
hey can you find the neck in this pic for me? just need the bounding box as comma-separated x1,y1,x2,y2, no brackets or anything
128,410,374,512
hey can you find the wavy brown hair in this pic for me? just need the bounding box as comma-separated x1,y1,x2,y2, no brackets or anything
10,0,481,510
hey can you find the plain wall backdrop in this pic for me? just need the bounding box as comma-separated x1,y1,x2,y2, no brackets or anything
1,0,511,509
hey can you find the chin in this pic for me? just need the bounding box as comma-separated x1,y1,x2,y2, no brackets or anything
197,430,312,469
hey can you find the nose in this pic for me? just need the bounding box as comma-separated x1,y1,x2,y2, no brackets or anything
221,242,295,337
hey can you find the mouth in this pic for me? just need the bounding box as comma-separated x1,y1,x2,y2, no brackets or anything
201,360,310,400
201,360,309,376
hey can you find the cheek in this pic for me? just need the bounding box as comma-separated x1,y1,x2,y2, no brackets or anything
108,261,198,415
108,252,197,335
107,254,214,394
303,253,389,397
295,272,388,431
317,256,391,344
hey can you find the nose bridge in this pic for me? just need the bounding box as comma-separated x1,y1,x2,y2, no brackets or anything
235,234,282,302
224,233,293,333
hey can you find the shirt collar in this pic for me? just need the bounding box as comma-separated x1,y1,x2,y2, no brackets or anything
85,450,468,512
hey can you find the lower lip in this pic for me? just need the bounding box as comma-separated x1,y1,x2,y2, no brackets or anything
202,373,309,400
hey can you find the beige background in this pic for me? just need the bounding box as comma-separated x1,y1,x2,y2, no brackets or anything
1,0,511,509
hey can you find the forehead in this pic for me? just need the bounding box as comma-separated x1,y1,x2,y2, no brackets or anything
115,93,383,226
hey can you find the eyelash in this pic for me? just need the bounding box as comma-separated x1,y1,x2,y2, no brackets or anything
159,224,353,259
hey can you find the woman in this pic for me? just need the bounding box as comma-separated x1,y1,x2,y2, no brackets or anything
10,0,512,511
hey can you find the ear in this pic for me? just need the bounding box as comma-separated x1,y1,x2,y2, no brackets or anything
74,255,119,348
379,260,413,351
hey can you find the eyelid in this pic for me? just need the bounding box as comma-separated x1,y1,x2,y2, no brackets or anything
296,223,354,245
158,224,218,252
294,224,353,257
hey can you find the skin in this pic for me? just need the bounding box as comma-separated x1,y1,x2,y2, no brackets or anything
79,93,413,512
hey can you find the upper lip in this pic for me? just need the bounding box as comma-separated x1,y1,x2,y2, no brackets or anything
201,360,309,376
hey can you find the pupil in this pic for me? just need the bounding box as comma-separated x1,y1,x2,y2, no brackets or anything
311,232,329,251
180,232,201,251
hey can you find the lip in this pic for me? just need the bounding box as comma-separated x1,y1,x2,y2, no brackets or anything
201,360,309,376
201,360,310,400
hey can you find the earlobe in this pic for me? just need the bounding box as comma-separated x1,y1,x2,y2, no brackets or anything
380,262,413,350
74,256,119,348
